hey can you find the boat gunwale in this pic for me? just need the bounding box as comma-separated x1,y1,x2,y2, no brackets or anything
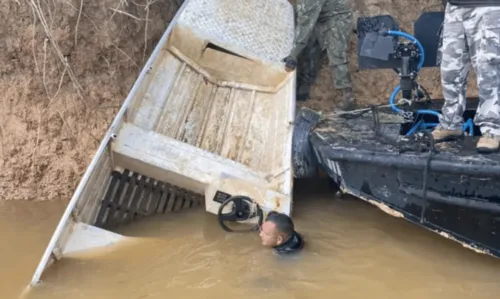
311,129,500,178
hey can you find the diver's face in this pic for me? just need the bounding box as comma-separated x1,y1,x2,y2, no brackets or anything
259,221,284,247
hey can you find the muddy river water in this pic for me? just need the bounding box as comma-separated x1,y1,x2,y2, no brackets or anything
2,180,500,299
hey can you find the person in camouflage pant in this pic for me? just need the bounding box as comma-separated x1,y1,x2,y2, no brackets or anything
433,1,500,152
283,0,355,111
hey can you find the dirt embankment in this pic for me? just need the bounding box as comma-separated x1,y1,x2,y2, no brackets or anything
1,0,179,201
0,0,476,201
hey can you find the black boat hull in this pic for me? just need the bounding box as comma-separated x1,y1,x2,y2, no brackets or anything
308,108,500,258
293,10,500,258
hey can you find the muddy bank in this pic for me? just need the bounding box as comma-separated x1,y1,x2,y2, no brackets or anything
0,0,477,201
1,0,179,201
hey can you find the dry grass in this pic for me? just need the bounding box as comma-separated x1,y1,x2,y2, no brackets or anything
23,0,160,174
27,0,84,99
26,0,155,99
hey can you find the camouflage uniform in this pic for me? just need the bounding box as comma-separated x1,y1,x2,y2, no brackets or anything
434,3,500,152
289,0,355,109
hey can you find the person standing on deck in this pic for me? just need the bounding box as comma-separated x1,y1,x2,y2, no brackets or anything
432,0,500,153
283,0,356,111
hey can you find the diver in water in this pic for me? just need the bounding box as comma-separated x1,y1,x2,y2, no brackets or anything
283,0,356,111
432,0,500,153
259,211,304,254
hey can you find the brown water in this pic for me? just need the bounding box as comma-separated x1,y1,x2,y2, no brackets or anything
3,180,500,299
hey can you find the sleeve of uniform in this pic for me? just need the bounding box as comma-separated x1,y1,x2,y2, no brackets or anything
289,0,324,59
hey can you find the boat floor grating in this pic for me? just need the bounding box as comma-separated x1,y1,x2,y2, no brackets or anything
94,169,203,228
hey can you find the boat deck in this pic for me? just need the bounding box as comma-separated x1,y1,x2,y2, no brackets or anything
312,108,500,174
127,49,293,178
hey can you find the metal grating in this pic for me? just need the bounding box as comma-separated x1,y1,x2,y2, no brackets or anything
177,0,295,65
94,169,203,228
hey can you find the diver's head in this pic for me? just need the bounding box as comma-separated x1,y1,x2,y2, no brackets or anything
259,211,294,247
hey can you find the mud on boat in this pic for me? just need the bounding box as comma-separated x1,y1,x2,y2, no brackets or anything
30,0,296,285
306,11,500,258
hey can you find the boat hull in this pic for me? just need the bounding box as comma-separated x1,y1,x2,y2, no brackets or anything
309,105,500,258
30,0,296,286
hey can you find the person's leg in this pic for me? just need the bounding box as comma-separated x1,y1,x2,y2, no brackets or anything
296,33,323,101
469,7,500,152
321,11,355,110
433,4,471,141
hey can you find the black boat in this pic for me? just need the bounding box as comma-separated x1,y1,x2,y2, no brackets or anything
293,10,500,258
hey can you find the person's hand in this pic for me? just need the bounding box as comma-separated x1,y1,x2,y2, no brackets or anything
282,56,297,72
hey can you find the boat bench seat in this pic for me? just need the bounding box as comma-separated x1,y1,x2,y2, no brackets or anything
112,123,270,196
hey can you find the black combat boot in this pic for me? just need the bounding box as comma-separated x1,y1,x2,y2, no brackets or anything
335,87,357,111
297,85,311,102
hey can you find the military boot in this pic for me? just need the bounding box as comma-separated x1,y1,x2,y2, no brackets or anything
477,133,500,153
296,85,311,102
335,87,356,111
431,127,463,142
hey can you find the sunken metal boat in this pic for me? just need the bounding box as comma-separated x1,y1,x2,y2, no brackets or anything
30,0,296,286
306,11,500,258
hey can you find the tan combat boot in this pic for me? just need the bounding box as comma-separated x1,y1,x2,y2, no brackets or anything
335,87,356,111
477,133,500,153
431,127,463,142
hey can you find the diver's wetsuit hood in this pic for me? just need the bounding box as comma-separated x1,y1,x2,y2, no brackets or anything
273,231,304,254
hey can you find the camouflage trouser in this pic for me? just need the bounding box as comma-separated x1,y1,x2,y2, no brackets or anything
438,4,500,136
296,12,353,90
